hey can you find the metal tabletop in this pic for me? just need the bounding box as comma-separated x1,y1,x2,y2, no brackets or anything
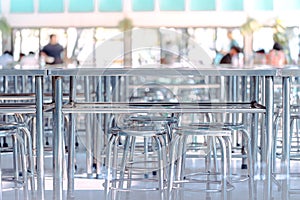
47,64,277,77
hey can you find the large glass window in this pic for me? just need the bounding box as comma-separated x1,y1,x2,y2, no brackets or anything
98,0,122,12
10,0,34,13
253,0,273,10
132,0,154,11
39,0,64,13
221,0,243,11
69,0,94,12
160,0,185,11
276,0,300,10
190,0,216,11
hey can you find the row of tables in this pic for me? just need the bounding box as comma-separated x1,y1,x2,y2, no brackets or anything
1,64,298,200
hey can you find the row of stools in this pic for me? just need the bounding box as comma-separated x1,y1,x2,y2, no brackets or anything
0,119,35,200
103,115,254,200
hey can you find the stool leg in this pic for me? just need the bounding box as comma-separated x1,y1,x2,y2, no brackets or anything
223,136,232,200
242,129,255,200
16,134,29,200
127,136,136,189
178,135,188,180
212,136,218,172
12,135,19,187
216,136,227,200
273,114,280,173
20,127,35,194
118,136,131,190
157,135,168,179
224,137,232,181
105,134,117,200
154,136,164,200
167,134,180,200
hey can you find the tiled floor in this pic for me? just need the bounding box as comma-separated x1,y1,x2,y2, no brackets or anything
2,148,300,200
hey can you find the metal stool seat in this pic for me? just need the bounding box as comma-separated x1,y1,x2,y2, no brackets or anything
0,121,35,199
168,126,243,200
190,122,252,168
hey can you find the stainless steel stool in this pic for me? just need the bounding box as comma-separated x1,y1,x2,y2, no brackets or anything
189,123,255,197
105,124,170,200
0,122,35,199
168,126,235,200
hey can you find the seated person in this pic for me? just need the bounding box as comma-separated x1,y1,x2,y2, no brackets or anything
220,46,242,64
266,42,286,67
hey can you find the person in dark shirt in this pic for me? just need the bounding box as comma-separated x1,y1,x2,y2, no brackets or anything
41,34,64,65
220,46,242,64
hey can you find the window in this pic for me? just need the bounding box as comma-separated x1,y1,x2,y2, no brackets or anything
11,0,34,13
98,0,122,12
160,0,185,11
190,0,216,11
276,0,300,10
132,0,154,11
253,0,273,10
221,0,243,11
39,0,64,13
69,0,94,12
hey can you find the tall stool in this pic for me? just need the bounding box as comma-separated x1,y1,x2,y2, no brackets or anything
0,122,35,199
105,122,170,200
168,126,235,200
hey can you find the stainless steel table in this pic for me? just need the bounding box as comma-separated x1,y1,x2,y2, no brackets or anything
0,67,46,199
279,66,300,199
48,65,277,200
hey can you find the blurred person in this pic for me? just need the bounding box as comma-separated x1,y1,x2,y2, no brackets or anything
19,53,25,61
266,42,286,67
253,49,267,65
220,46,242,64
0,50,14,66
20,51,39,66
41,34,64,65
215,30,240,64
227,30,239,50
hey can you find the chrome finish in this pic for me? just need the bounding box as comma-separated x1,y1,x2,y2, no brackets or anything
67,76,76,198
264,76,274,200
281,77,290,200
54,76,64,200
36,76,44,199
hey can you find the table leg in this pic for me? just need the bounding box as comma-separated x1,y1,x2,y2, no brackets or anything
281,77,290,199
84,77,93,177
36,76,44,199
264,76,274,200
67,76,76,198
54,76,63,200
250,76,259,176
96,77,103,178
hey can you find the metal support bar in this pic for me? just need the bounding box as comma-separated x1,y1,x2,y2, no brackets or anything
281,77,290,200
36,76,44,199
264,76,274,200
53,76,64,200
